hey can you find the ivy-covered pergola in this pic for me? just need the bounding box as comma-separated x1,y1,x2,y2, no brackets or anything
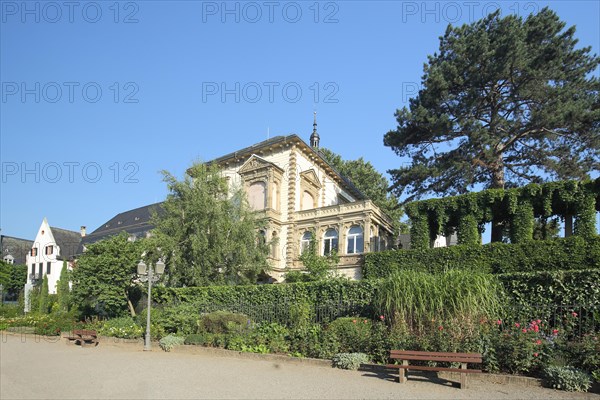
405,179,600,250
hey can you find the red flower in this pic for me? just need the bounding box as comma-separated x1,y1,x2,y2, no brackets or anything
534,353,538,357
438,326,444,331
536,319,541,324
496,319,502,325
572,312,578,318
535,340,542,345
533,325,539,333
552,329,559,335
522,328,527,333
352,320,357,324
514,322,520,328
379,315,385,321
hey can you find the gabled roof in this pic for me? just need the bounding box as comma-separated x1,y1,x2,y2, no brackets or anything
49,227,82,261
78,202,163,253
208,134,367,200
0,235,33,265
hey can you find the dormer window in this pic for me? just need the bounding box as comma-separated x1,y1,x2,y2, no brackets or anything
30,248,38,257
45,245,54,255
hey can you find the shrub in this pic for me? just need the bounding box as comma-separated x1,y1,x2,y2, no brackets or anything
0,304,23,318
543,366,592,392
326,317,372,354
198,311,249,334
253,322,289,353
332,353,370,370
184,334,208,345
98,316,143,339
159,334,185,352
34,311,78,336
363,236,600,279
146,303,199,336
563,334,600,374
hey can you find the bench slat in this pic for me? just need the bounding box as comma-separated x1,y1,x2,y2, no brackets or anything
390,355,482,363
386,364,482,373
391,350,481,358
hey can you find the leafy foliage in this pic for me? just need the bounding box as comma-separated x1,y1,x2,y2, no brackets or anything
98,316,144,338
56,261,71,312
332,353,370,370
159,334,185,352
151,162,270,287
286,234,340,282
385,8,599,202
198,310,249,334
543,366,592,392
363,236,600,279
0,261,27,300
71,233,144,318
38,275,49,314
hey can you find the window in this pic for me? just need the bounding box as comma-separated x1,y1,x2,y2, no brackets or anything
45,245,53,255
271,181,279,210
323,229,338,256
3,255,13,264
46,262,51,274
302,191,315,211
38,263,43,276
31,248,38,257
257,229,267,246
31,264,35,274
248,181,267,211
346,226,364,254
300,231,313,254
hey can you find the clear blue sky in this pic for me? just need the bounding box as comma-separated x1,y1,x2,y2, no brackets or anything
1,0,599,240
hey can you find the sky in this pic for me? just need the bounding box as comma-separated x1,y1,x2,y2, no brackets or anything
1,0,599,240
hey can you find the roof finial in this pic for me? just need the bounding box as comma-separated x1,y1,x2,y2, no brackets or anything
310,111,320,149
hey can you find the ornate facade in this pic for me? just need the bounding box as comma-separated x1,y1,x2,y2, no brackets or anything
212,133,395,281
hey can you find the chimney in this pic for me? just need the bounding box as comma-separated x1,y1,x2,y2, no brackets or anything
80,226,86,237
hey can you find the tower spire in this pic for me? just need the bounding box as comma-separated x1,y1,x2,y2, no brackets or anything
310,111,320,149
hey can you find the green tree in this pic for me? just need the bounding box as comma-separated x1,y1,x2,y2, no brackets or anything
71,233,143,318
319,148,407,233
38,275,49,314
152,162,271,287
285,234,340,282
0,261,26,301
56,261,71,311
384,8,599,202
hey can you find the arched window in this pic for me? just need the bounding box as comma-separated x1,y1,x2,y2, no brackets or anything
248,181,267,210
302,191,315,211
323,229,338,256
300,231,313,254
346,225,364,254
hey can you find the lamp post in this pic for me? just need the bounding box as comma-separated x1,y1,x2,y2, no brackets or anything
137,259,165,351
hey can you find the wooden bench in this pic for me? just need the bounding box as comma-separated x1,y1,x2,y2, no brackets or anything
64,329,99,347
387,350,482,389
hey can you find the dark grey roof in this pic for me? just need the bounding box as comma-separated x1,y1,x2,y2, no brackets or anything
0,235,33,265
78,202,163,253
50,227,82,261
208,134,367,201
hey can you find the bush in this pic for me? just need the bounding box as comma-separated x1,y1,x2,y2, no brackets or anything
98,316,143,339
0,304,23,318
363,236,600,279
145,303,199,336
332,353,370,370
198,311,249,334
326,317,372,354
563,334,600,374
159,334,185,352
184,334,208,345
543,366,592,392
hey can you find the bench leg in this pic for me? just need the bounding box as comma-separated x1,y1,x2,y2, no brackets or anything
399,361,408,383
460,363,467,389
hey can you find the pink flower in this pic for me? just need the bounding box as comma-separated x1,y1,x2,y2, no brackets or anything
522,328,527,333
379,315,385,321
534,353,538,357
533,325,539,333
363,320,368,324
535,340,542,345
438,326,444,331
496,319,502,325
514,323,520,328
536,319,541,324
552,329,559,335
572,312,578,318
352,320,357,324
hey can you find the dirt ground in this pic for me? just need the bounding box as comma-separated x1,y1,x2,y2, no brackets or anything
1,332,598,400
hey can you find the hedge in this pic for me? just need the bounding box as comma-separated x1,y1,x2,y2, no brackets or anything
152,279,379,308
363,235,600,279
405,179,600,249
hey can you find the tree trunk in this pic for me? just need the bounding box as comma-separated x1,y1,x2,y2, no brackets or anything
126,292,136,317
490,160,505,243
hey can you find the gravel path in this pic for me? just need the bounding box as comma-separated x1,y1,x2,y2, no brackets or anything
1,332,598,400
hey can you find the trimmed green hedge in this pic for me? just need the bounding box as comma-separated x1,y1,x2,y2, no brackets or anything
152,279,379,308
363,236,600,279
499,269,600,307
